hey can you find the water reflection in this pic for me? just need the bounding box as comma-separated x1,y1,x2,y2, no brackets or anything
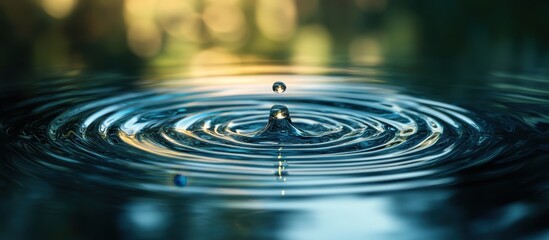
0,69,547,238
1,181,546,239
173,174,188,188
120,200,169,240
276,147,288,197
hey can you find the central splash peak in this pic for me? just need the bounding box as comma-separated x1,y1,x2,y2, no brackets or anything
253,82,304,140
270,104,290,120
260,104,303,136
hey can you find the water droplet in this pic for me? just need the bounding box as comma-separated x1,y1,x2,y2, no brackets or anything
272,81,286,94
173,174,188,187
254,104,307,139
270,104,289,120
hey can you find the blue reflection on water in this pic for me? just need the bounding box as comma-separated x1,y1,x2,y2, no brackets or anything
173,174,188,187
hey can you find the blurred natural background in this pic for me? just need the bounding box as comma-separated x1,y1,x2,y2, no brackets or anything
1,0,549,80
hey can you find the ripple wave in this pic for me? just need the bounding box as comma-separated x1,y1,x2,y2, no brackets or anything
3,74,538,197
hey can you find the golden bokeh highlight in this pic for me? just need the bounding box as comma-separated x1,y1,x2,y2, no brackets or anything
124,0,162,58
156,0,203,42
127,21,162,58
191,48,240,66
189,48,241,76
292,25,332,66
349,36,383,65
19,0,426,70
124,0,156,20
256,0,297,41
203,1,246,42
41,0,78,19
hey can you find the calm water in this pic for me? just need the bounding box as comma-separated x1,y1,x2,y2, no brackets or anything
1,67,548,239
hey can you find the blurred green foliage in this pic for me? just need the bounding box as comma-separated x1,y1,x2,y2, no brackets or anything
1,0,548,79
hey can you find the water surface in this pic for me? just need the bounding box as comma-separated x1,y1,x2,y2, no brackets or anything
1,67,548,239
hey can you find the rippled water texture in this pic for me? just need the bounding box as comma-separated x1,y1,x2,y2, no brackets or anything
2,73,548,201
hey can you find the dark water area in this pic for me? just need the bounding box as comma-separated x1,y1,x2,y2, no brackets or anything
0,66,548,239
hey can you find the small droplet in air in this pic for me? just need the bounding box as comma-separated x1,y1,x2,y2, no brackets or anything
272,81,286,94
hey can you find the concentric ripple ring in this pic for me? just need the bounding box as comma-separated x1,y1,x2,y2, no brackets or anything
5,74,518,197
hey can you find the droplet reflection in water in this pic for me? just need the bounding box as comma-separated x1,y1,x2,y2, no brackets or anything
272,81,287,93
